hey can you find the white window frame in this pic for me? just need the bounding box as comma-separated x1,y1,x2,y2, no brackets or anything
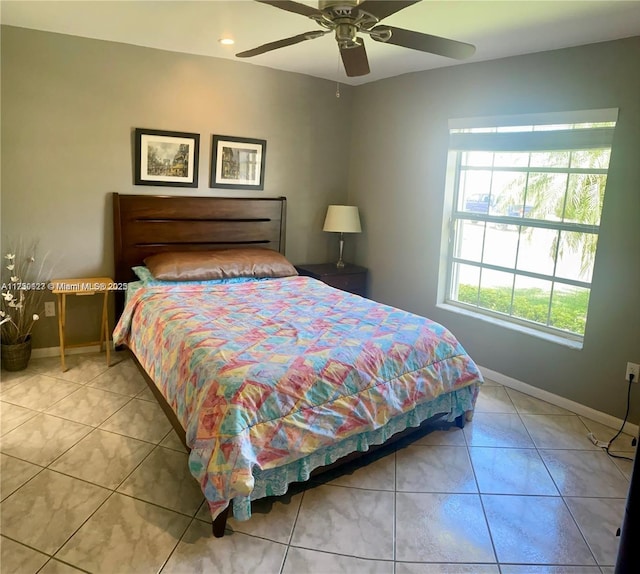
440,108,618,346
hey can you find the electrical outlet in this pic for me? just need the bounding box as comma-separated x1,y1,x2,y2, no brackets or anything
44,301,56,317
626,362,640,382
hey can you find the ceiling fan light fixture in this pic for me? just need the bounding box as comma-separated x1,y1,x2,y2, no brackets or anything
218,37,235,46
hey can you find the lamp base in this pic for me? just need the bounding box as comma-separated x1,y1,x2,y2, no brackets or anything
336,234,346,268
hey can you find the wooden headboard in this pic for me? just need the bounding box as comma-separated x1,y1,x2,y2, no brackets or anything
113,193,287,311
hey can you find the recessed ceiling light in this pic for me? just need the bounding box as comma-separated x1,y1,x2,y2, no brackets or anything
219,38,235,46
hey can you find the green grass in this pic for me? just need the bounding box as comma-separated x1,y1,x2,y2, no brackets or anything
457,284,589,335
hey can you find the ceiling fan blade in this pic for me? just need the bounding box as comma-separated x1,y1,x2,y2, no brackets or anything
255,0,323,19
340,41,370,77
371,25,476,59
355,1,421,22
237,30,327,58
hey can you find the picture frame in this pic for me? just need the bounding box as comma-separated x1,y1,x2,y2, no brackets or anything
134,128,200,187
210,135,266,190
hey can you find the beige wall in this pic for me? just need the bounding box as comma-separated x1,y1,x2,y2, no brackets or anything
3,25,639,422
348,37,640,422
1,26,353,347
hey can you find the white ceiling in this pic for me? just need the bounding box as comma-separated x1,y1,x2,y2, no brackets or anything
2,0,640,85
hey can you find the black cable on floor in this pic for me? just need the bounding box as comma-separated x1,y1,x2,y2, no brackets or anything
605,374,635,462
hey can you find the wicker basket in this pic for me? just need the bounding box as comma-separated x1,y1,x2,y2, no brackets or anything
1,335,32,372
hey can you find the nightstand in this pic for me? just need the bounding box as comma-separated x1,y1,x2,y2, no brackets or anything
295,263,368,297
51,277,113,371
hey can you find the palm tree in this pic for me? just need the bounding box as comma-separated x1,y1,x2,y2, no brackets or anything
493,148,610,280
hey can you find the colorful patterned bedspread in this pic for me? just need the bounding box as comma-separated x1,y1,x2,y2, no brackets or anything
113,276,482,520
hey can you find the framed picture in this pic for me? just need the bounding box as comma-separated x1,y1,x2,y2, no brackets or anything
210,135,266,190
134,128,200,187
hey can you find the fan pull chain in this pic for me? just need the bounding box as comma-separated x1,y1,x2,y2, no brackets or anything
336,52,341,98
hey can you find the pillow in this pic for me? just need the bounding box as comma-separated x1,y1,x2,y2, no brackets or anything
143,248,298,282
132,266,157,283
131,265,260,286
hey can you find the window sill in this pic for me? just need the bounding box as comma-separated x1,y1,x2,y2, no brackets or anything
436,302,583,350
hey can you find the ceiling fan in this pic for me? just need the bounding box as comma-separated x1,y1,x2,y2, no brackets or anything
236,0,476,77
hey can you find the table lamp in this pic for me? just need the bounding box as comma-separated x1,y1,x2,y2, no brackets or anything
323,205,361,268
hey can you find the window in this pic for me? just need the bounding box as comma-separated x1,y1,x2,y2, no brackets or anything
443,109,617,343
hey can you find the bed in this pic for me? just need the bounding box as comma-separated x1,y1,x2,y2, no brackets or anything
111,192,483,537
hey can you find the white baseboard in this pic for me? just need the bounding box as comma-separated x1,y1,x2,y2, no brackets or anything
479,365,639,438
31,344,114,359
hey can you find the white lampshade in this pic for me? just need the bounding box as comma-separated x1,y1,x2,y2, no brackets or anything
323,205,362,233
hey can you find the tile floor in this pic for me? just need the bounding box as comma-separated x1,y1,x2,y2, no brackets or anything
0,352,635,573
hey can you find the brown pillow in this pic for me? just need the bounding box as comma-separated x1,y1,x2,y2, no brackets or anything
143,248,298,282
